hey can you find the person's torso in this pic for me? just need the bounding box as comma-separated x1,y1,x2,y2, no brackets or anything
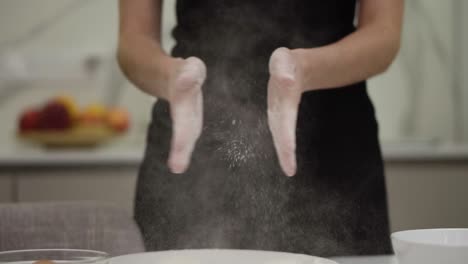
139,2,390,255
173,0,357,58
162,0,374,169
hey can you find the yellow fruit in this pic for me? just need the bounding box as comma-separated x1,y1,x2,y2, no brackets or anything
80,103,108,124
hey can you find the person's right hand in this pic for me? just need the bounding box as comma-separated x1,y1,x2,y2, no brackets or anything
166,57,207,174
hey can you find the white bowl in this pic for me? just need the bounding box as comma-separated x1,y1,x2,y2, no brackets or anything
110,249,337,264
392,229,468,264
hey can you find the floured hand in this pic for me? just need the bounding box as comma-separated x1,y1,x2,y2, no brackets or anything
268,48,304,177
167,57,207,174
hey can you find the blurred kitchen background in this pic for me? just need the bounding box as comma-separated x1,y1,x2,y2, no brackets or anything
0,0,467,233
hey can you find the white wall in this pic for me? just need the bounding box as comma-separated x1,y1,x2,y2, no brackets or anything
368,0,457,142
461,0,468,141
0,0,118,54
0,0,464,147
0,0,176,54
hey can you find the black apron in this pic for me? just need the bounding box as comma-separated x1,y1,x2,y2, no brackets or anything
135,0,392,257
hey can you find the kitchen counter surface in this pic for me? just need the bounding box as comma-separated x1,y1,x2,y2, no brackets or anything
1,141,468,167
332,256,395,264
0,148,144,167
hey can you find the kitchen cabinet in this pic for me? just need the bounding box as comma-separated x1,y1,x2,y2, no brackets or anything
0,166,138,213
0,173,14,203
385,161,468,231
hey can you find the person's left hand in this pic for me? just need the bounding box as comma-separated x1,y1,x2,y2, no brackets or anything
267,47,304,177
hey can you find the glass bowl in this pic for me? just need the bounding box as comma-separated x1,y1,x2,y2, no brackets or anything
0,249,109,264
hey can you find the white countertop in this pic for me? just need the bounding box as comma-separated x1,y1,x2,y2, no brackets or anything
382,141,468,161
332,256,396,264
0,148,144,167
0,137,145,166
1,141,468,167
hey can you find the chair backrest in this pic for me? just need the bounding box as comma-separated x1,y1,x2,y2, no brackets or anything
0,202,145,257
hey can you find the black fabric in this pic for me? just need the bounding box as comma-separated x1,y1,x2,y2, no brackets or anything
135,0,392,257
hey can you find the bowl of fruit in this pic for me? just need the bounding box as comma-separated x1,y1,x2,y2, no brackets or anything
17,96,130,147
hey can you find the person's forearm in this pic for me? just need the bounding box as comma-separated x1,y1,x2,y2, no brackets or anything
293,22,401,91
117,34,174,99
118,0,176,100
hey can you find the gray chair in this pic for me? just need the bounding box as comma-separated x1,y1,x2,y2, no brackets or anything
0,202,145,257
